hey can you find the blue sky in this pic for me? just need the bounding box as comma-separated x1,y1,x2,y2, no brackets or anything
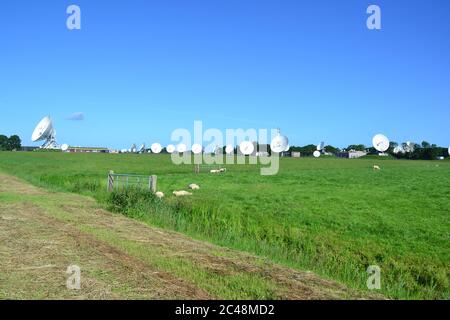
0,0,449,149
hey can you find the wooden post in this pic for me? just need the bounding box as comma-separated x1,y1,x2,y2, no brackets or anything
108,170,114,192
150,175,157,193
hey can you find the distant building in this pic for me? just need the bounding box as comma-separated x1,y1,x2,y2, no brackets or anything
20,146,39,152
337,151,367,159
66,147,109,153
291,152,301,158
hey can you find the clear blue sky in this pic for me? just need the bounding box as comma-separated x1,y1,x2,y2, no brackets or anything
1,0,449,149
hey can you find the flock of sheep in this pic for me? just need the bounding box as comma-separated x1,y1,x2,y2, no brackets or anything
154,167,227,199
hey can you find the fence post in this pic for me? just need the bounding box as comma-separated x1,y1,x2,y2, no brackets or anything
150,175,157,193
108,170,114,192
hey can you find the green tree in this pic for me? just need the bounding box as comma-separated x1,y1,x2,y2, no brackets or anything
347,144,366,151
0,135,8,150
324,145,340,154
6,135,21,151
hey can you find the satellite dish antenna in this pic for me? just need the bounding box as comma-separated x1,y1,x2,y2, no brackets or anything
448,146,450,156
151,143,162,154
284,144,290,152
372,134,390,152
239,141,254,155
405,141,415,153
177,143,187,153
191,144,203,154
31,116,58,149
313,150,321,158
61,144,69,152
393,146,404,154
121,149,128,153
317,141,325,151
225,145,234,155
270,129,289,153
166,144,175,154
130,144,137,153
138,143,146,153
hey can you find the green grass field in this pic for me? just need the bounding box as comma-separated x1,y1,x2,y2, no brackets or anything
0,151,448,299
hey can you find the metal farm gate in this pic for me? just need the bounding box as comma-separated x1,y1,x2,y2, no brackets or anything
107,171,157,193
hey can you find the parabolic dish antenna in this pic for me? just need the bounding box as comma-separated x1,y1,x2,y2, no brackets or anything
448,147,450,156
239,141,254,155
372,134,390,152
138,143,146,153
166,144,175,154
284,144,290,152
191,144,203,154
31,116,58,149
130,144,137,153
225,145,234,154
61,144,69,152
151,143,162,154
313,150,321,158
270,130,289,153
393,146,404,154
317,141,325,151
177,143,187,153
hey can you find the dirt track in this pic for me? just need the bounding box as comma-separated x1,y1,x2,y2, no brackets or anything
0,173,375,299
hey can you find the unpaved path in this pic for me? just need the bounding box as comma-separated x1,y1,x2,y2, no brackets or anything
0,173,376,299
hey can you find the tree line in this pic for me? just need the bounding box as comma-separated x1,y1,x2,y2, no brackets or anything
290,141,449,160
0,135,22,151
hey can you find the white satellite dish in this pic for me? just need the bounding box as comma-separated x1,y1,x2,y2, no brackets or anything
317,141,325,151
121,149,128,153
284,144,290,152
372,134,390,152
225,145,234,155
448,147,450,156
138,143,146,153
151,143,162,154
61,144,69,152
270,130,289,153
393,146,404,154
166,144,175,154
130,144,137,153
239,141,254,155
31,116,58,149
191,144,203,154
177,143,187,153
313,150,321,158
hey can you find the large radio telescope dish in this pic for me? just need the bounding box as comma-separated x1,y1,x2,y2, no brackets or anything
313,150,321,158
151,143,162,154
225,145,234,154
31,116,58,149
372,134,390,152
317,141,325,151
270,130,289,153
191,144,203,154
176,143,187,153
239,141,254,155
166,144,175,154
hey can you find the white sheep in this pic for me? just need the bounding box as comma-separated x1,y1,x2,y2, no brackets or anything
188,183,200,190
173,190,193,197
155,191,164,199
219,168,227,172
373,165,381,170
210,169,221,174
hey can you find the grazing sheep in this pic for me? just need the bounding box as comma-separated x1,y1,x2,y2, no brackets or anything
219,168,227,172
155,191,164,199
173,190,193,197
373,165,381,170
188,183,200,190
210,169,221,174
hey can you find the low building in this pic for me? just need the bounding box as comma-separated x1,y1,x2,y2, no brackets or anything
66,147,109,153
291,152,301,158
337,151,367,159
